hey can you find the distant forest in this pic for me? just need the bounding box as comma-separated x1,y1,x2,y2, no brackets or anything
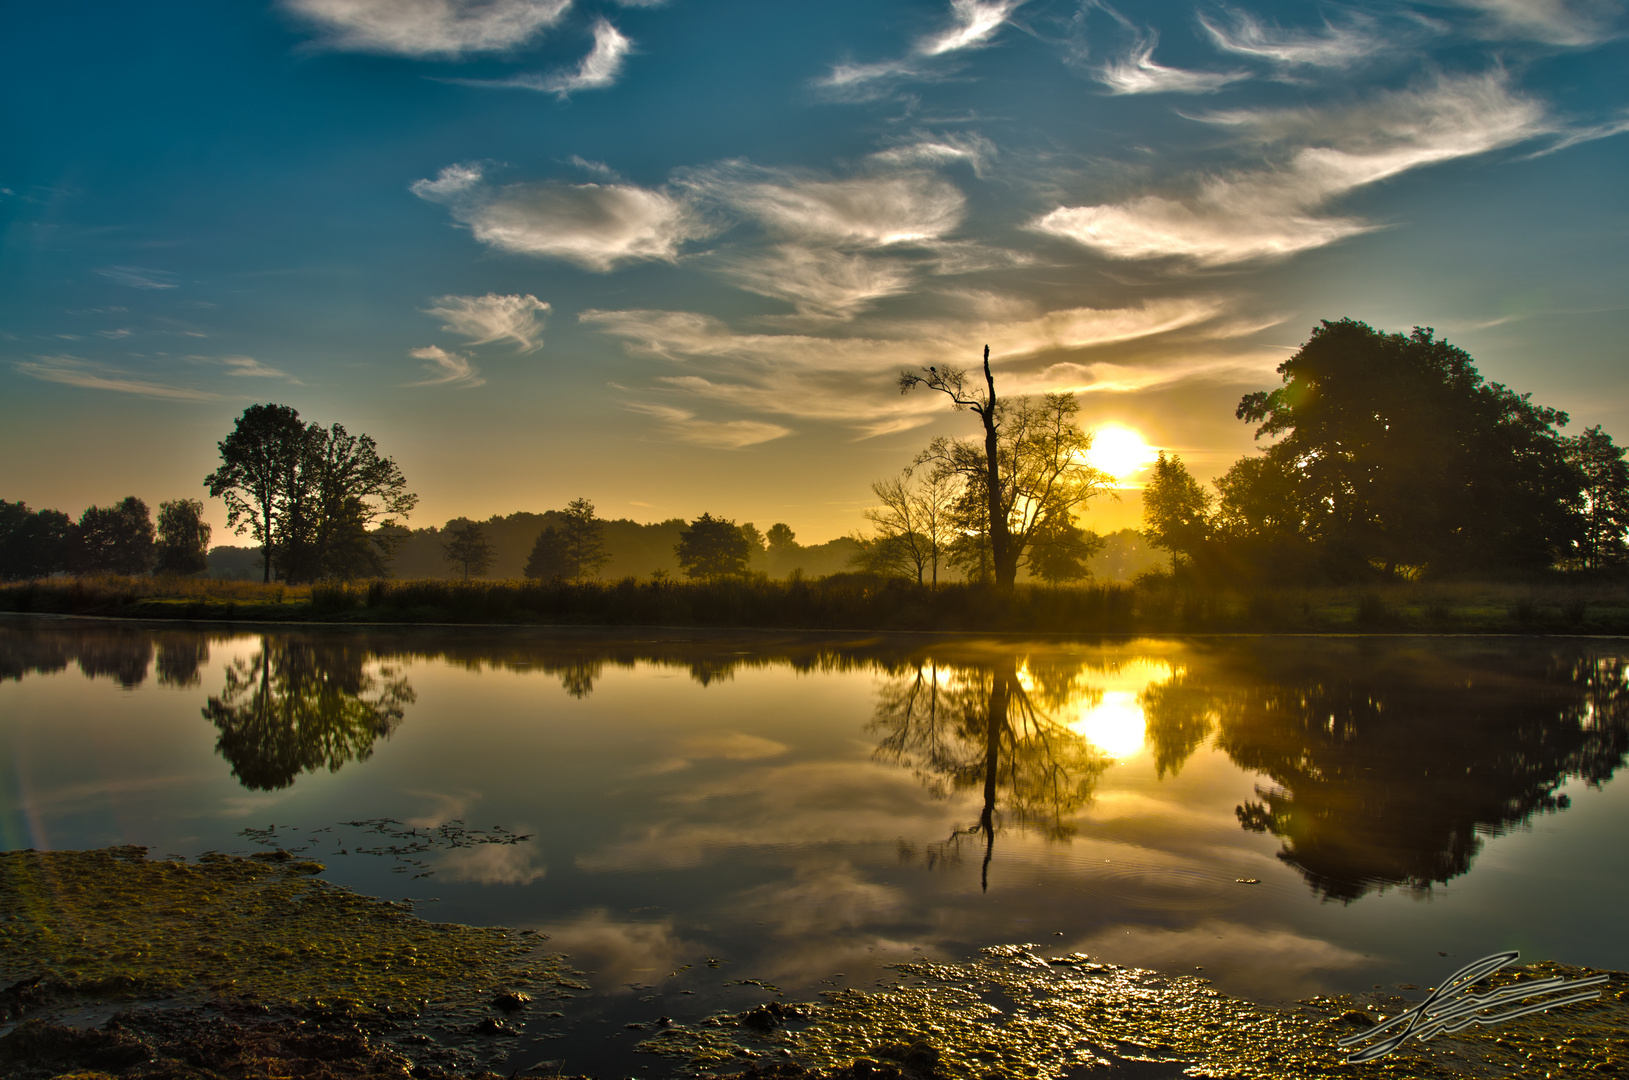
205,519,1165,584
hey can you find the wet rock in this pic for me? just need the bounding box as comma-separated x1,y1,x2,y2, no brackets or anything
491,991,530,1013
470,1017,520,1037
1337,1010,1375,1028
740,1001,808,1032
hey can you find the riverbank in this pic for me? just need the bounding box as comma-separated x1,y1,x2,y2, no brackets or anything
4,575,1629,635
4,848,1626,1080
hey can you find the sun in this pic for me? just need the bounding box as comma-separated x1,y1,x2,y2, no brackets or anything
1085,426,1159,482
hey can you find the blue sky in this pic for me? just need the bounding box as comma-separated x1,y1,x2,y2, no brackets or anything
3,0,1627,542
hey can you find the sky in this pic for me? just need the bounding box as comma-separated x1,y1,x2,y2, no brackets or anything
3,0,1627,544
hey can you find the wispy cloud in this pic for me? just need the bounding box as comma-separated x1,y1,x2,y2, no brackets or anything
814,0,1025,99
423,292,550,350
1445,0,1625,45
95,266,178,289
624,402,792,448
1031,72,1548,264
720,246,916,321
444,17,632,95
411,164,710,270
283,0,571,57
681,164,966,247
219,355,302,382
1096,35,1249,94
405,345,485,387
15,356,219,400
1197,7,1387,67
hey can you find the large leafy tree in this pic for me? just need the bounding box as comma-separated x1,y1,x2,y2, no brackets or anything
1565,426,1629,570
1141,452,1214,570
560,497,611,581
73,496,155,575
0,501,73,581
155,499,212,576
524,526,571,581
675,512,750,579
1235,319,1580,577
441,519,494,580
206,405,415,582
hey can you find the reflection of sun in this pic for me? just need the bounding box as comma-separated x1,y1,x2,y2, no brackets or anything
1085,426,1159,482
1070,690,1147,759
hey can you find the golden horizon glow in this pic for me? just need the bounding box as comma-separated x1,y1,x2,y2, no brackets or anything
1086,426,1160,483
1070,690,1147,759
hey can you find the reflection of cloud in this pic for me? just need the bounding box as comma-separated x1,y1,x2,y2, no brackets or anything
423,293,549,352
403,788,482,828
1096,36,1248,95
405,345,485,388
1032,73,1546,264
639,730,792,774
731,859,905,937
284,0,570,57
435,842,547,885
577,761,962,873
1073,919,1370,1000
539,910,694,991
412,165,710,271
15,357,220,400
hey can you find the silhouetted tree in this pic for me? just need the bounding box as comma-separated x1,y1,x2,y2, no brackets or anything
524,525,571,581
0,501,73,580
72,496,154,575
863,465,959,587
766,523,796,551
441,519,494,580
675,512,750,579
560,497,611,581
1236,320,1581,577
205,404,306,583
154,499,211,576
1141,451,1214,571
1565,426,1629,570
1027,516,1104,584
917,392,1111,587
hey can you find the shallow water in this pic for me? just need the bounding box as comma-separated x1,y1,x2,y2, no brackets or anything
3,617,1627,1073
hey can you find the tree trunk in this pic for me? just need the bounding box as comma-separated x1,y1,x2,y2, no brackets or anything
979,348,1015,591
978,660,1011,891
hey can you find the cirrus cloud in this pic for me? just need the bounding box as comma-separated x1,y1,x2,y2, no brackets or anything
423,293,550,351
405,345,485,387
283,0,571,57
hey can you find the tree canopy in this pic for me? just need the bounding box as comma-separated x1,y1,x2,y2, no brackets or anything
441,520,495,580
155,499,211,576
73,497,155,576
675,513,751,579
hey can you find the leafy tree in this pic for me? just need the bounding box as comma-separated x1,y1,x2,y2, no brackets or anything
1565,426,1629,570
524,526,572,581
766,523,796,551
73,497,155,575
560,497,611,581
1027,516,1105,584
206,405,415,582
441,519,494,580
205,404,306,583
916,393,1112,587
1236,320,1580,577
863,465,960,587
155,499,212,576
0,501,73,581
675,512,750,579
1141,452,1213,570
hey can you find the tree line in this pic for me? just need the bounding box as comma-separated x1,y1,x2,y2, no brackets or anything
1141,319,1629,582
1,496,212,581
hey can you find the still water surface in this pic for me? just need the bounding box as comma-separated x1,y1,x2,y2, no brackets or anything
3,617,1627,1064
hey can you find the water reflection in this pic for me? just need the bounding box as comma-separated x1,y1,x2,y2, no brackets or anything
203,636,415,791
4,621,1627,903
1138,641,1629,900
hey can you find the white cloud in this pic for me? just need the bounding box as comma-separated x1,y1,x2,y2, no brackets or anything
1096,35,1249,94
445,17,631,95
283,0,571,57
1032,72,1548,264
869,133,999,178
220,355,301,382
813,0,1025,98
722,245,916,320
405,344,485,387
1197,7,1387,66
15,356,219,400
97,328,134,340
423,292,550,351
411,164,710,270
95,266,177,289
623,401,792,448
1445,0,1624,44
684,165,966,247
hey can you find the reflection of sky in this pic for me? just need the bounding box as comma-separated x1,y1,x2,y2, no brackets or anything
5,628,1629,1013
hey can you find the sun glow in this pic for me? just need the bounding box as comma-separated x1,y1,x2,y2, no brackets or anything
1071,691,1147,759
1085,426,1159,483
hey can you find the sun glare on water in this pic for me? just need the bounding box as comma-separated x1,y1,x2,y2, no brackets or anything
1085,426,1159,483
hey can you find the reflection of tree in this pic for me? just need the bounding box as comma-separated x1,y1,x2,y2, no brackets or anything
203,637,415,791
1139,642,1629,901
0,624,216,689
871,656,1110,889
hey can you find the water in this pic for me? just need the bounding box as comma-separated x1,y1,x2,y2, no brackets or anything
4,616,1627,1072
